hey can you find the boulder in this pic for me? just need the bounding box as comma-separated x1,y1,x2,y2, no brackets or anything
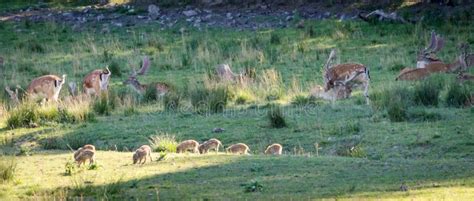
148,4,160,20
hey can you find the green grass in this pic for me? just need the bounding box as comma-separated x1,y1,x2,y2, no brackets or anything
0,6,473,200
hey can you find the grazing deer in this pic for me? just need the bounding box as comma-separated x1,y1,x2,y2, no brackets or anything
198,138,223,154
176,140,200,153
83,67,111,96
215,64,247,83
123,56,170,97
75,149,95,167
226,143,250,155
322,49,370,105
26,74,66,102
4,86,20,104
133,145,153,164
73,144,96,159
416,31,444,68
264,143,283,155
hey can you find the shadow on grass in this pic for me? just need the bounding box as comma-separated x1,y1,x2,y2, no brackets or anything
44,154,474,200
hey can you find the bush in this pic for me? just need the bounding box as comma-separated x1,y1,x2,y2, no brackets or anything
6,102,39,129
163,92,181,111
291,95,314,106
0,157,16,182
143,86,158,103
189,84,229,113
108,61,122,77
93,93,113,115
243,180,264,193
148,133,178,153
445,81,470,107
64,161,77,176
408,109,443,122
413,76,444,106
267,104,287,128
233,89,255,105
370,84,413,111
387,102,408,122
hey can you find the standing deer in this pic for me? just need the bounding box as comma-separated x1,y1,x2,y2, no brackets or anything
215,64,247,84
83,67,111,96
322,49,370,105
123,56,170,97
26,74,66,102
416,31,444,68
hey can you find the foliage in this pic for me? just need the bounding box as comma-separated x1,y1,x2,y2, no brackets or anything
189,83,229,114
267,104,287,128
413,76,444,106
445,81,470,107
6,101,39,129
243,179,264,193
64,161,77,176
149,133,178,153
0,157,16,182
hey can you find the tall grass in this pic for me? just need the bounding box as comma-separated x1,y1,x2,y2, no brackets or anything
445,81,471,107
0,156,16,182
148,132,178,152
189,78,229,114
267,104,287,128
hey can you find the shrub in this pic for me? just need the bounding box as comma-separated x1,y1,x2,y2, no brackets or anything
93,93,113,115
163,91,182,111
64,161,77,176
6,102,39,129
291,95,313,106
243,180,264,193
387,102,408,122
413,76,444,106
233,89,255,105
108,61,122,77
347,145,367,158
370,84,413,111
40,136,64,150
267,104,287,128
123,105,138,116
445,81,470,107
408,108,443,122
190,84,229,113
148,133,178,153
270,32,281,45
143,86,158,103
0,157,16,182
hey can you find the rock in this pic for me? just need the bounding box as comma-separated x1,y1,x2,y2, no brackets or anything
226,12,232,19
183,10,198,17
212,128,225,133
148,4,160,20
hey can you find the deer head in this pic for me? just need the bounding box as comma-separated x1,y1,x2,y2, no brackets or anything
99,66,111,91
124,56,149,93
5,86,19,104
417,31,444,68
323,49,337,91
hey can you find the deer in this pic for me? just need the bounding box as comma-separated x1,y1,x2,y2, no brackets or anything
123,56,170,97
26,74,66,102
416,31,445,69
264,143,283,155
215,64,247,84
83,67,111,96
133,145,153,164
457,72,474,82
4,86,20,105
322,49,370,105
198,138,223,154
396,46,470,81
226,143,250,155
309,84,352,102
176,140,200,154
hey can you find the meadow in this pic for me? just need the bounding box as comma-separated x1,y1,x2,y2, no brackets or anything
0,4,473,200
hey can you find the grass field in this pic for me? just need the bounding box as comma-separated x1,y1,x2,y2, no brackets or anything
0,3,473,200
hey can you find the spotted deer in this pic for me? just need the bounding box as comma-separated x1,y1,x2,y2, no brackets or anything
396,47,470,81
176,140,200,154
133,145,153,164
323,49,370,104
26,74,66,102
416,31,445,68
226,143,250,155
75,149,95,167
123,56,170,97
83,67,111,96
264,143,283,155
4,86,20,104
198,138,223,154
